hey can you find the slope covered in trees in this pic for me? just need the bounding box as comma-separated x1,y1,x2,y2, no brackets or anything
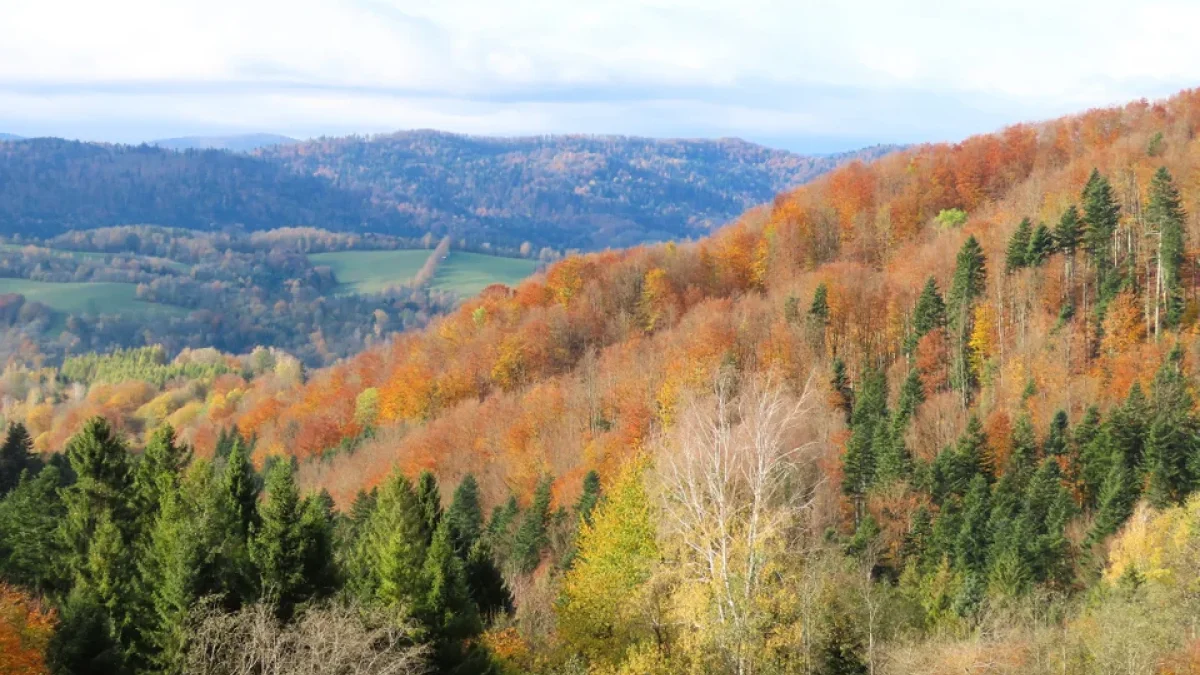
260,132,899,249
0,134,894,251
7,90,1200,672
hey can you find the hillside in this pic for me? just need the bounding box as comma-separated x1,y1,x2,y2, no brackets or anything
0,138,407,238
261,131,899,248
150,132,299,152
7,92,1200,673
0,133,893,251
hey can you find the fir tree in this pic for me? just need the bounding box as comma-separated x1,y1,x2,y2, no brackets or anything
1082,169,1121,295
350,470,429,609
1147,167,1187,328
1007,414,1039,484
1087,461,1138,546
1054,205,1082,256
445,474,485,557
299,490,337,600
0,422,38,496
1109,383,1149,469
809,282,830,324
954,475,991,574
0,464,68,595
842,365,888,509
575,470,602,527
131,424,190,536
817,602,869,675
907,277,948,354
250,459,308,619
1027,222,1054,266
1144,347,1198,507
948,236,987,402
420,520,483,671
1005,217,1033,272
896,368,925,425
1073,406,1106,508
512,476,553,574
1044,410,1069,458
830,358,854,422
415,470,443,545
220,436,259,540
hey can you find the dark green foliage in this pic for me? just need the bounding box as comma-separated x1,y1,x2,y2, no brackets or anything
512,476,554,574
220,437,260,539
809,283,830,324
420,520,482,670
349,470,429,609
954,476,991,574
250,460,308,619
1007,415,1039,482
1088,461,1139,547
1005,218,1033,272
48,586,126,675
299,490,338,600
0,422,38,496
416,470,444,544
932,416,990,504
830,358,854,422
1147,167,1187,327
446,475,485,556
907,277,946,353
1072,406,1106,508
1027,222,1054,266
896,368,925,425
575,470,602,528
1054,205,1082,255
1082,169,1121,294
842,365,888,505
1143,347,1198,507
1109,383,1149,469
0,465,68,594
464,540,512,622
1044,411,1069,458
948,236,987,399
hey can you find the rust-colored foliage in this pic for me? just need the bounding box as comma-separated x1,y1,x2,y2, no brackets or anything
0,584,55,675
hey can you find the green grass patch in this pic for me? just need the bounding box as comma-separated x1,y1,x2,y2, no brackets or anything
308,250,433,294
432,252,538,296
0,279,188,319
308,250,537,297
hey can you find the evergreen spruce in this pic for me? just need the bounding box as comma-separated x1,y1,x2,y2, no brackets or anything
0,464,68,594
575,470,602,527
1147,167,1187,327
512,476,553,574
908,277,947,354
0,422,38,496
1054,205,1082,255
250,459,308,619
1005,218,1033,272
445,474,485,556
1027,222,1055,266
948,236,987,401
1082,169,1121,297
416,470,444,544
830,358,854,422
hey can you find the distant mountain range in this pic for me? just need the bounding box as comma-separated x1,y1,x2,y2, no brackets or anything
150,133,299,152
0,131,901,249
0,133,23,141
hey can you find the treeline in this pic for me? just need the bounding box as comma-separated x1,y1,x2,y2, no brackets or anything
0,418,609,674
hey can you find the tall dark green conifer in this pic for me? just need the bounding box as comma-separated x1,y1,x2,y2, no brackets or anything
1005,218,1033,272
830,358,854,422
416,470,444,545
0,422,38,496
1027,222,1054,266
948,236,987,403
512,476,553,574
446,475,484,556
1082,169,1121,299
908,277,947,354
250,459,307,619
1147,167,1187,328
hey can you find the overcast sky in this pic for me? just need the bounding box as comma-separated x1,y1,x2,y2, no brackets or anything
2,0,1197,152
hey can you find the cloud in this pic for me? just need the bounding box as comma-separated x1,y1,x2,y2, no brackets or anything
0,0,1195,149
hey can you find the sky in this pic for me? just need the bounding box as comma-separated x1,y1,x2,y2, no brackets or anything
2,0,1198,153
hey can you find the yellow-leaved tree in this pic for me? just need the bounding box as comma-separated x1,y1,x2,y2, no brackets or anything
557,454,659,665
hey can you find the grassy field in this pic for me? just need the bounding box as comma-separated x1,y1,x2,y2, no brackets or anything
308,250,538,296
433,252,539,295
0,279,188,319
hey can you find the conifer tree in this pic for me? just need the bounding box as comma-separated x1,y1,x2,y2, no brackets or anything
131,424,190,536
954,475,991,574
220,437,259,540
948,236,987,402
1055,205,1082,256
1082,169,1121,297
1005,218,1033,272
445,475,484,560
0,464,68,594
1027,222,1054,266
575,470,601,527
896,368,925,425
830,358,854,422
1044,411,1069,458
809,282,830,325
842,365,888,510
1007,415,1039,484
350,469,429,609
420,520,482,671
299,490,337,600
1019,459,1074,585
1144,347,1198,507
250,459,307,619
1073,406,1106,507
416,470,443,545
0,422,38,496
907,277,947,354
1147,167,1187,328
1087,461,1138,546
1108,383,1149,469
512,476,553,574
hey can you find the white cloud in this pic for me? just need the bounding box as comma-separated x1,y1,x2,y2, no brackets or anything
0,0,1195,148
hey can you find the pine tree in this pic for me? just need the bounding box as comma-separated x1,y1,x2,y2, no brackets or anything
445,475,484,557
0,422,38,496
1087,461,1138,546
575,470,601,527
415,470,443,545
873,420,910,486
1044,411,1069,458
350,469,429,609
809,282,830,324
464,539,511,622
1019,459,1074,585
948,236,987,402
1005,218,1033,272
1109,382,1149,470
1082,169,1121,296
420,520,482,671
250,459,307,619
896,368,925,425
1054,205,1082,256
907,277,947,354
131,424,190,536
1027,222,1054,266
1073,406,1106,508
220,436,259,540
830,358,854,422
1144,347,1198,507
512,476,553,574
842,365,888,509
1147,167,1187,328
299,490,337,600
954,475,990,574
0,464,68,594
817,602,869,675
1007,414,1039,483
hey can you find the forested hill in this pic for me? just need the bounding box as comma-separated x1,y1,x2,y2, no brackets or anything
260,132,899,248
0,133,895,250
0,138,406,238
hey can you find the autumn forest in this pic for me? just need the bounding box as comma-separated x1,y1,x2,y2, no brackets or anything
6,88,1200,674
